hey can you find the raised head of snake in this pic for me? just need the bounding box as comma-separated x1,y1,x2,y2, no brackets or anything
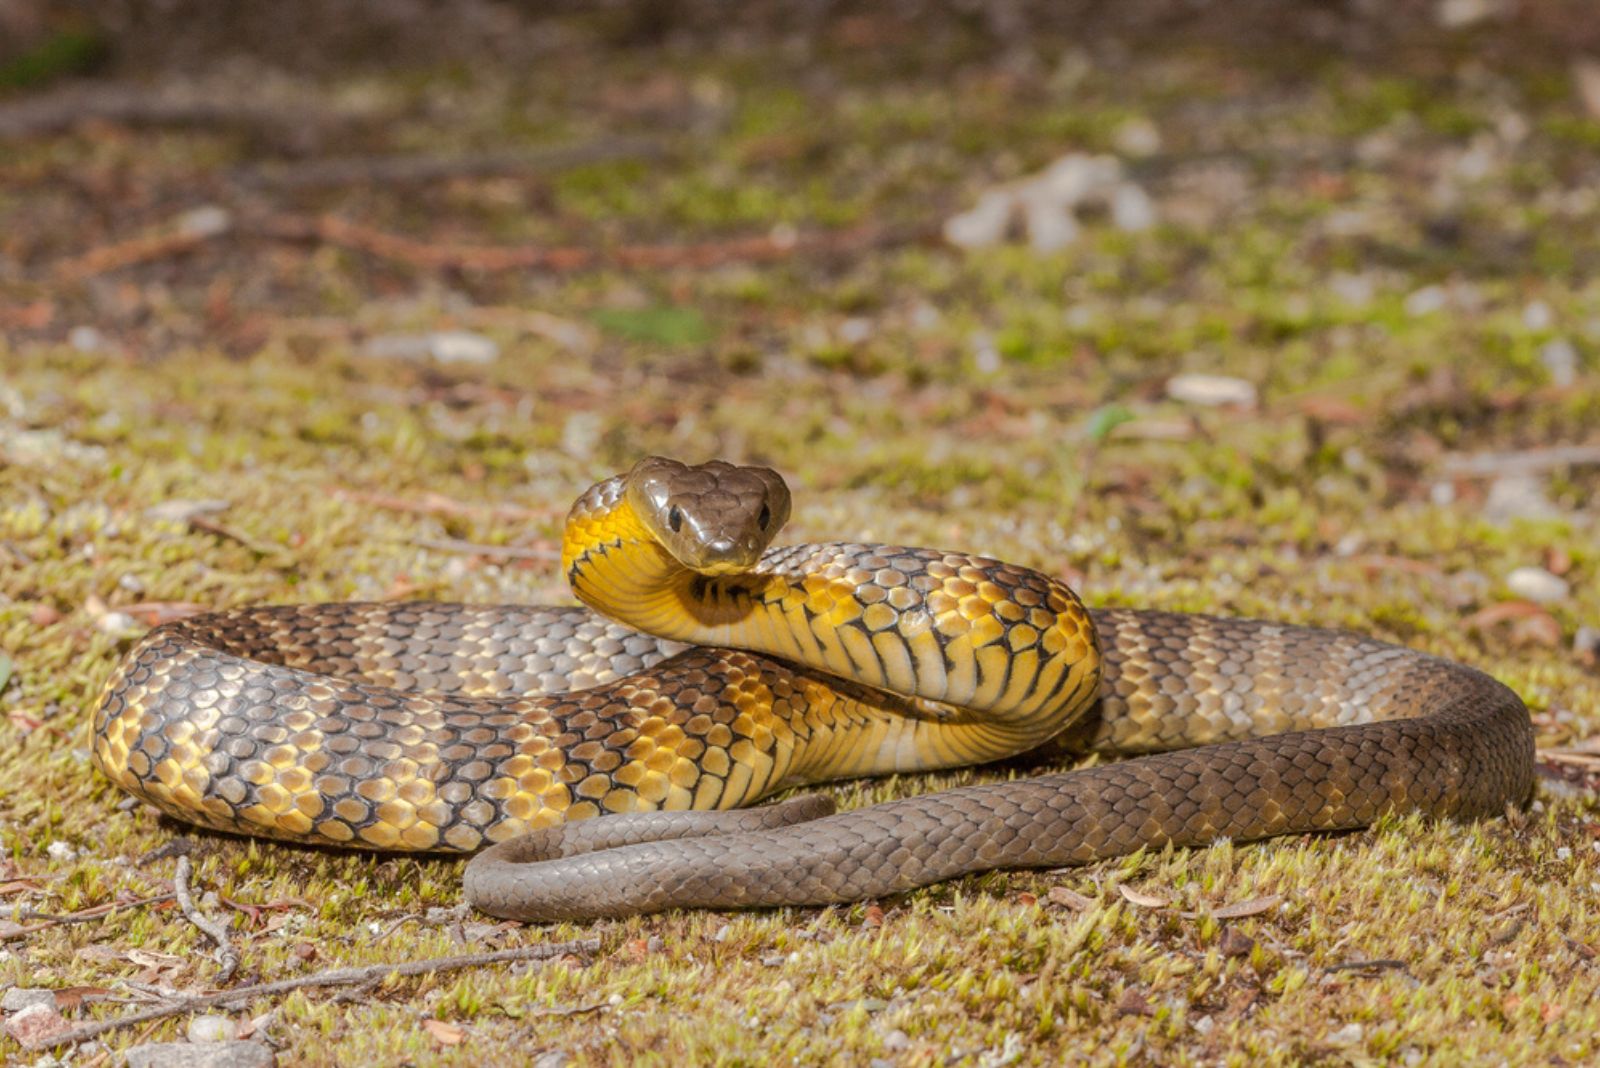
561,457,806,645
621,456,791,575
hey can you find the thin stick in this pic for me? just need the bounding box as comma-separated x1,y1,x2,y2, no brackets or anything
1440,444,1600,477
412,536,562,561
236,138,665,190
34,940,599,1052
174,857,239,985
7,894,176,938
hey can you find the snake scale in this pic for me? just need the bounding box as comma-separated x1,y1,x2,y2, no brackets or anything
92,457,1534,921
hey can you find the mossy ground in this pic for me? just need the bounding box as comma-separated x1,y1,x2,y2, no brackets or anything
2,7,1599,1066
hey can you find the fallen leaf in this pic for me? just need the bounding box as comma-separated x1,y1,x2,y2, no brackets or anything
1118,885,1171,909
1218,927,1256,958
126,948,186,969
1047,886,1095,911
1509,614,1563,648
52,986,112,1012
144,498,232,523
1464,601,1554,630
1182,894,1283,920
75,944,124,963
862,904,885,928
424,1018,466,1045
1296,395,1369,425
1116,989,1154,1017
1015,892,1038,907
120,602,210,627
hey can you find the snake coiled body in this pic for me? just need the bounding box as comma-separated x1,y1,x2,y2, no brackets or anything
92,458,1534,920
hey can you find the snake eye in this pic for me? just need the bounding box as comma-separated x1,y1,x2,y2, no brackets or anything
668,506,683,533
757,504,771,530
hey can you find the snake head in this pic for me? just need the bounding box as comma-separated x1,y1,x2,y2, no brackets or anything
624,456,791,574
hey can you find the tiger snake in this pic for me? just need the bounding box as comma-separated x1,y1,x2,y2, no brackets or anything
92,457,1534,921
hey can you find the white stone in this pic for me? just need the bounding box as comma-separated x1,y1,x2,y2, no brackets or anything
1111,184,1157,231
1506,566,1569,604
1404,285,1448,317
1166,373,1257,408
1327,1022,1365,1046
943,189,1016,249
1435,0,1507,29
1113,118,1162,157
187,1016,240,1044
426,331,499,365
1540,338,1579,387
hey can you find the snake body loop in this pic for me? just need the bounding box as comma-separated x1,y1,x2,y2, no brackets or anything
91,458,1534,920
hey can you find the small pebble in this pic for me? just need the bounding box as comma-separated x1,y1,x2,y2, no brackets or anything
177,205,233,238
1540,338,1579,387
1404,285,1448,316
1111,184,1157,231
1112,117,1162,157
1218,927,1255,958
837,317,874,345
1575,626,1599,666
362,331,499,365
1484,475,1561,522
94,612,140,637
1506,566,1570,604
943,189,1015,249
1436,0,1506,29
427,331,499,365
45,841,77,862
1326,1022,1365,1047
187,1015,239,1043
0,989,56,1013
68,326,105,353
3,1002,70,1050
123,1041,275,1068
1166,373,1257,409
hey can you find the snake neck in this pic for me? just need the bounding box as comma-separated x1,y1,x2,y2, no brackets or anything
561,479,1104,773
562,479,771,646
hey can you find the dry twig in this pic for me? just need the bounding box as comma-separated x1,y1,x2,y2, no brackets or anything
51,209,936,282
32,940,600,1051
173,856,239,985
412,536,562,561
5,894,175,940
236,138,665,190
